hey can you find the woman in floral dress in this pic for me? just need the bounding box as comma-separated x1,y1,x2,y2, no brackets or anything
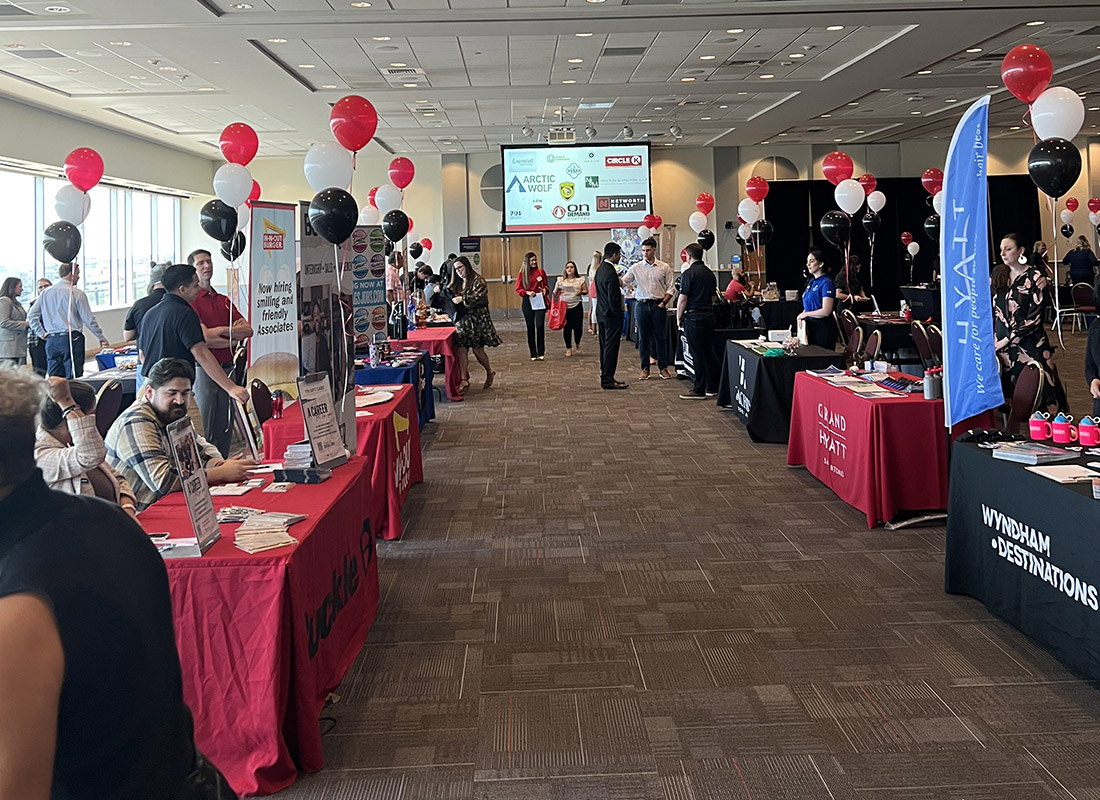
447,256,501,394
992,233,1067,412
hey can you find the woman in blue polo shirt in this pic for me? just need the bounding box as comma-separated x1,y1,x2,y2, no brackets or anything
796,249,837,349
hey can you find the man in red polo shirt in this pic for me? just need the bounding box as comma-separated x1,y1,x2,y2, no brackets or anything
187,249,253,457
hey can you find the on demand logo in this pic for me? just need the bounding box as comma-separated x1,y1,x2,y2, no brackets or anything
606,154,644,167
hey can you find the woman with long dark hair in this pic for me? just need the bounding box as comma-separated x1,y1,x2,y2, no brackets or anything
795,249,837,349
0,277,29,367
449,256,501,393
554,261,587,356
514,251,549,360
993,233,1067,411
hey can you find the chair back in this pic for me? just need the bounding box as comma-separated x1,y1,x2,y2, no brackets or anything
927,324,943,364
863,329,882,362
1071,282,1095,310
249,378,273,425
843,326,864,367
1007,362,1045,433
94,380,123,438
837,310,855,341
910,320,935,369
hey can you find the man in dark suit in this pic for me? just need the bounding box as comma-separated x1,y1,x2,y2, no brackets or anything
595,242,628,389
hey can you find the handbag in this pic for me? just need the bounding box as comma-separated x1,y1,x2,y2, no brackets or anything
548,297,568,330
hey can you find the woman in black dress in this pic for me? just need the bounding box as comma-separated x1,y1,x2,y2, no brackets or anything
447,256,501,393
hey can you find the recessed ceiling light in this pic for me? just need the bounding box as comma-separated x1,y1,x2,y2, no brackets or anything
298,64,315,69
789,53,805,59
268,38,287,43
855,130,865,134
847,101,859,106
129,75,142,79
917,69,932,75
576,32,593,37
681,77,695,82
879,88,891,92
350,1,371,6
719,104,728,108
159,66,178,71
834,138,843,142
44,5,70,12
726,29,744,34
700,116,711,120
760,74,774,79
416,99,427,103
403,82,418,87
1026,20,1044,26
586,0,605,3
117,88,130,92
424,112,435,117
826,25,844,31
1090,107,1100,111
820,113,831,118
945,98,958,103
568,58,583,63
654,106,662,110
641,119,651,122
986,85,997,89
562,79,576,84
229,2,252,7
5,43,24,48
911,110,922,115
109,41,131,47
760,141,770,144
197,87,215,91
663,142,673,146
391,62,406,67
778,132,788,136
966,47,982,53
1010,126,1021,130
372,36,391,41
322,84,337,89
448,148,457,152
700,55,716,61
67,68,81,73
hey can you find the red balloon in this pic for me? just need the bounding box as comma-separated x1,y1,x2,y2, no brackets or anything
1065,197,1080,212
388,157,415,189
63,147,104,193
1090,197,1100,214
680,248,688,263
219,122,258,166
822,151,854,186
921,168,944,195
643,214,657,229
367,186,379,208
857,174,877,196
247,180,261,204
696,192,716,214
900,232,914,246
330,95,378,153
406,216,414,235
744,177,769,203
420,238,433,251
652,215,663,229
1001,44,1053,104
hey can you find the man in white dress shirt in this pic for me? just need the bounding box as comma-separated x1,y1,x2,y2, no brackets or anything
27,263,109,379
620,237,674,380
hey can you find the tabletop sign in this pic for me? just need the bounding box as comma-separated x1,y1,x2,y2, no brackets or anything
165,417,221,557
232,398,265,462
296,372,349,470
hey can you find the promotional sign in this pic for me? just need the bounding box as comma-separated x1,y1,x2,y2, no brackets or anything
248,202,299,399
165,417,220,557
393,409,413,500
296,372,348,470
459,236,481,272
940,96,1004,427
611,228,642,264
350,226,388,342
502,143,652,232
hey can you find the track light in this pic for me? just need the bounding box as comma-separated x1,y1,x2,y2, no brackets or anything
621,124,633,139
521,124,534,138
585,123,596,139
669,123,683,138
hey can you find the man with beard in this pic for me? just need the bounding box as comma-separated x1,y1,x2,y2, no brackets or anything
105,358,256,512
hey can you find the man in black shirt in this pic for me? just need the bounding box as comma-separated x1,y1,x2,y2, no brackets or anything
676,242,720,399
0,368,237,798
137,264,249,407
594,242,628,389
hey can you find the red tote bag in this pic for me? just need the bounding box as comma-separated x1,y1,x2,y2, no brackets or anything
548,298,568,330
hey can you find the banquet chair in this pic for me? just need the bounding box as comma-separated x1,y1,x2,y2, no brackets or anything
249,378,274,425
843,326,864,368
841,309,859,341
1068,282,1096,333
93,380,123,438
927,325,943,364
862,329,882,363
835,310,854,345
1005,362,1045,434
910,321,936,370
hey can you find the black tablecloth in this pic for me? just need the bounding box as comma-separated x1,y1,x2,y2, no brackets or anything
899,286,940,322
946,443,1100,681
717,342,845,443
759,300,802,332
681,327,759,383
857,316,913,354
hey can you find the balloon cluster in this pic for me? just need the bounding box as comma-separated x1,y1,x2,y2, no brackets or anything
735,178,771,253
1000,45,1085,200
198,123,260,258
637,213,663,240
818,151,890,248
44,148,106,263
689,192,715,250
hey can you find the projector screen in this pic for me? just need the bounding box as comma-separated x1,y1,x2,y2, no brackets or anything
501,143,652,233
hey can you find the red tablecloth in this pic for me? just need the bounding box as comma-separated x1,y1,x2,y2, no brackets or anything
786,373,991,527
392,326,462,401
138,459,378,796
262,385,423,540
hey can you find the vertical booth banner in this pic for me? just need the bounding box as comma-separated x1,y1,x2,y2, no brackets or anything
939,96,1004,428
248,202,300,399
459,236,482,273
350,226,387,341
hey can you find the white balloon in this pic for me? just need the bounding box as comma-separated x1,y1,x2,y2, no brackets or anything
1031,86,1085,142
213,163,252,209
637,225,651,239
304,141,353,194
688,211,707,233
375,184,403,214
834,179,864,215
867,190,886,213
236,203,250,233
932,192,944,216
54,184,90,225
907,241,920,257
738,223,752,240
1060,209,1075,225
1090,211,1100,226
421,249,432,264
737,198,760,224
358,205,380,225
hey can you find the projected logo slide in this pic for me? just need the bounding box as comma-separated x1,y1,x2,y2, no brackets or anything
502,144,651,232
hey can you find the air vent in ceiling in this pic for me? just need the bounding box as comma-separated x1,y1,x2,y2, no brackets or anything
12,49,66,59
720,58,766,68
383,67,425,77
601,47,647,57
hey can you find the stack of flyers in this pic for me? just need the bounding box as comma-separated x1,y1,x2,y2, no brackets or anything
217,506,265,524
283,442,313,469
233,511,307,554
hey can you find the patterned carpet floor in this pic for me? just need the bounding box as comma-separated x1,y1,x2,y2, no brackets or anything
277,319,1100,799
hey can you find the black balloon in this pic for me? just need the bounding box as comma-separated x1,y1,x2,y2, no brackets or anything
220,231,246,261
382,209,410,243
409,242,423,260
735,235,745,246
384,240,394,257
1028,137,1082,199
199,199,238,243
924,213,941,242
1061,223,1075,239
697,229,715,251
751,219,774,246
861,210,881,234
43,221,81,263
744,240,756,254
309,188,358,245
820,210,851,247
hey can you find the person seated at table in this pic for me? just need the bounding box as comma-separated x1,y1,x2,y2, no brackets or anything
0,368,238,800
105,357,257,512
34,376,138,519
834,256,868,306
723,266,756,304
796,249,837,349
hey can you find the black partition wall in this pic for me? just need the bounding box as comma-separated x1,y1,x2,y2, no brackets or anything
746,175,1040,309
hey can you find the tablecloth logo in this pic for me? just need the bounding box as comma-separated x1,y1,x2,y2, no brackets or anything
817,403,847,477
394,411,412,496
305,551,362,658
735,354,750,416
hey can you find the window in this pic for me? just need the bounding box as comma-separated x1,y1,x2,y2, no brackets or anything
0,171,38,304
130,192,152,301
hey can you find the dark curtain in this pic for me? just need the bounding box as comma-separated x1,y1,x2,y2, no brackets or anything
988,175,1043,269
757,181,811,292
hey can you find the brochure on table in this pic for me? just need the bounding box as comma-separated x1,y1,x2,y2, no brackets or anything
164,417,221,558
296,372,349,470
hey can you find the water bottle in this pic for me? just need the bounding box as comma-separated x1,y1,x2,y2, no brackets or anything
923,369,936,400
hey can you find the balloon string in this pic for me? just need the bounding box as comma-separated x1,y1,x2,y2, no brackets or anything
1047,193,1064,348
333,243,353,424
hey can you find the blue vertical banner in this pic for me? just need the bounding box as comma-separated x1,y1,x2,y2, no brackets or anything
940,96,1003,428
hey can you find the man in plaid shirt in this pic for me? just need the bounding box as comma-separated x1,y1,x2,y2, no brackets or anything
105,358,257,511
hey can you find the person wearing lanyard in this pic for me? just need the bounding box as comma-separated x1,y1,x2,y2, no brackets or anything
796,249,838,350
621,237,674,380
26,263,109,379
187,249,254,458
